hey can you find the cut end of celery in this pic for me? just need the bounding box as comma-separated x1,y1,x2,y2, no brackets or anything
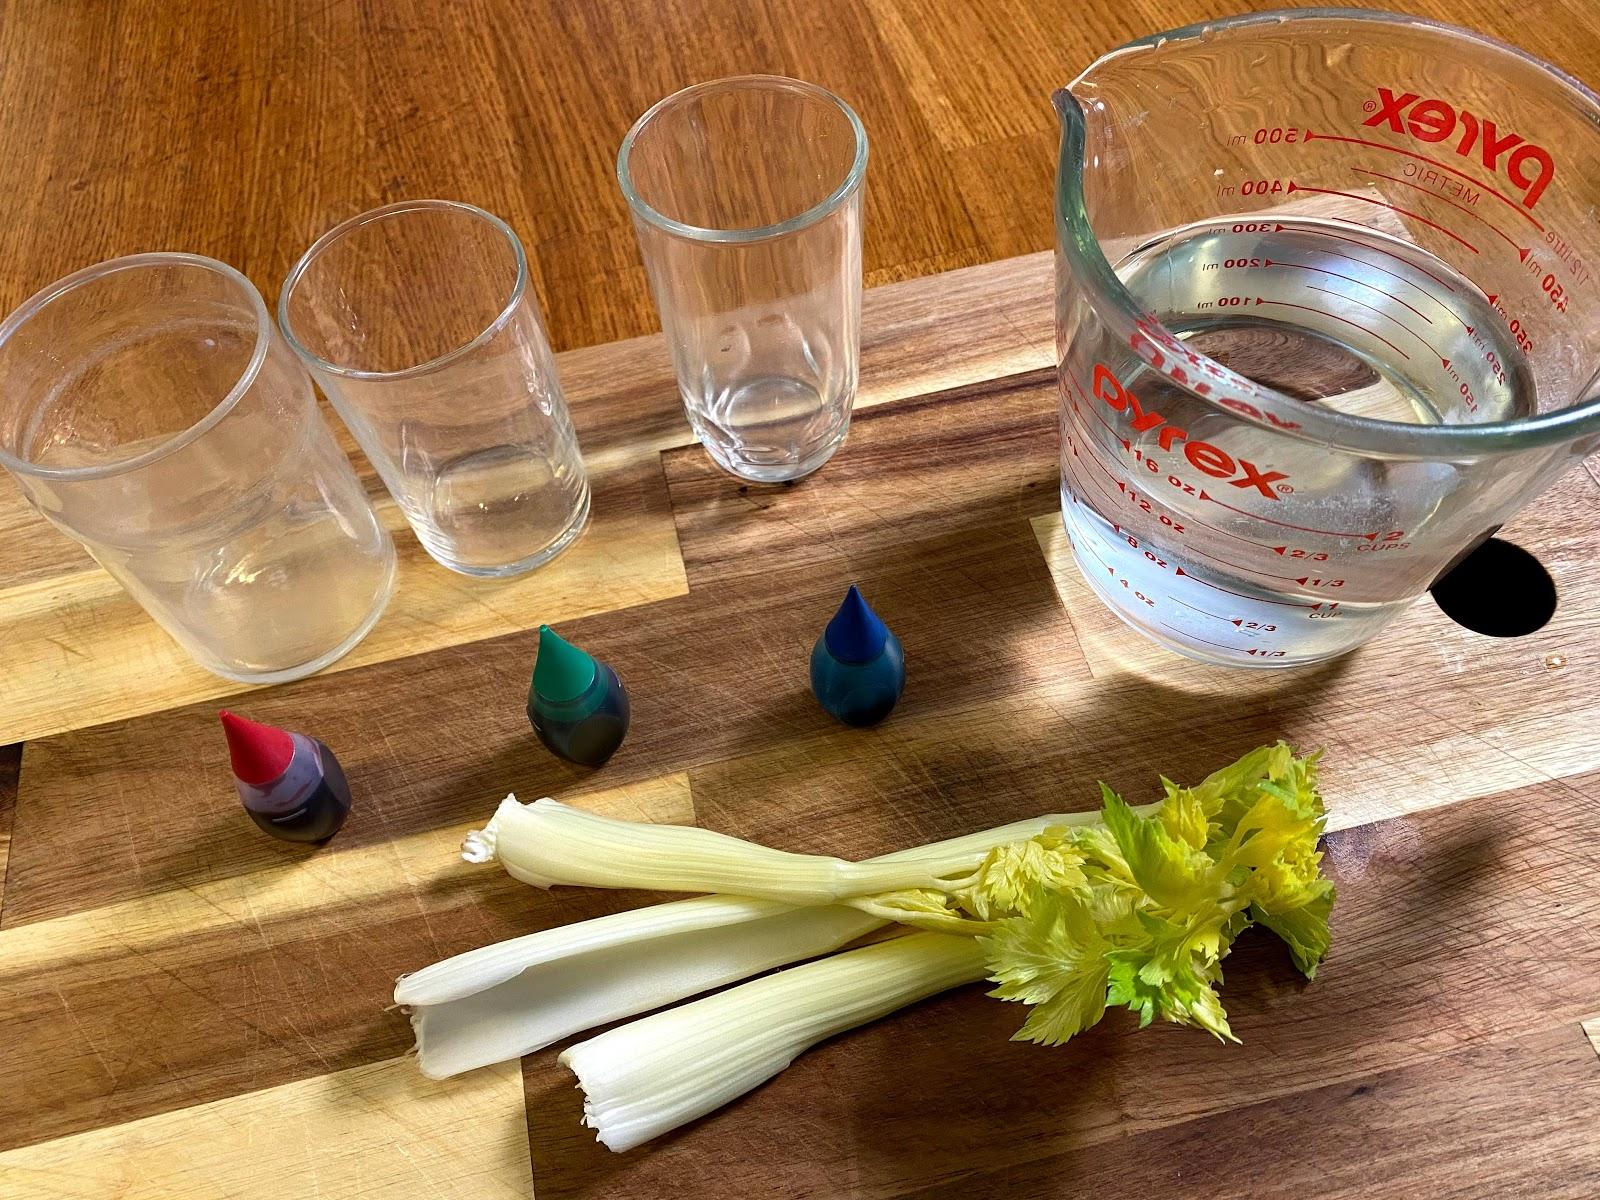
461,821,501,865
462,794,526,864
558,1047,630,1153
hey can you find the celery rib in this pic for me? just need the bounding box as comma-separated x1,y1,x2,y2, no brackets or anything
481,796,1160,906
558,932,989,1152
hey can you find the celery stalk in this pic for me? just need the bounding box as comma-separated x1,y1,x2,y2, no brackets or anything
473,795,1151,906
559,932,988,1152
402,901,880,1078
412,744,1333,1153
403,806,1133,1077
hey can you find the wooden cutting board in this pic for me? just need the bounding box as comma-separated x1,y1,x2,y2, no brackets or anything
1,254,1597,1199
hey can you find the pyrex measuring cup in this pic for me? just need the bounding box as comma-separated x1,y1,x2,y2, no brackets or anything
1055,9,1600,667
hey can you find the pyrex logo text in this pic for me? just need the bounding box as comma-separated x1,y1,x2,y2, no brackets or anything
1091,364,1289,500
1362,87,1554,209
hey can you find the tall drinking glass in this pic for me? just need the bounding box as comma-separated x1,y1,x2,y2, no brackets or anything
279,201,590,578
619,76,867,482
0,253,396,683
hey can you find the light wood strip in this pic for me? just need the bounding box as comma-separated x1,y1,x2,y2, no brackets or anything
1584,1016,1600,1059
0,480,685,745
0,1056,530,1200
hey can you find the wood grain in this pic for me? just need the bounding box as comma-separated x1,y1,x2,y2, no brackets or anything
0,0,1594,352
0,255,1055,740
0,744,17,926
5,315,1599,1191
0,461,685,745
909,1024,1600,1200
3,503,1079,926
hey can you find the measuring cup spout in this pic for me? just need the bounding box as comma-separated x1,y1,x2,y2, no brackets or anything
1050,87,1089,158
1050,87,1075,125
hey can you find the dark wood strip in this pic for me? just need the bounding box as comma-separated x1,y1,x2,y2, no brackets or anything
0,743,18,924
523,772,1600,1197
661,368,1060,590
908,1022,1600,1200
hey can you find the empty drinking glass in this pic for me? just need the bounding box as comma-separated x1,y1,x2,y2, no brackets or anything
0,253,396,683
279,201,590,577
619,76,867,482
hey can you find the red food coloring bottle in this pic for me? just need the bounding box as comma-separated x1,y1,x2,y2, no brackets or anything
220,711,352,843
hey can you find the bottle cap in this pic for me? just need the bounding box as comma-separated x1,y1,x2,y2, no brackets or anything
219,710,295,786
823,585,889,663
533,625,599,704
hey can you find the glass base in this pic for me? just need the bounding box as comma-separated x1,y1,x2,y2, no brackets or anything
703,429,848,483
199,547,399,685
425,483,592,578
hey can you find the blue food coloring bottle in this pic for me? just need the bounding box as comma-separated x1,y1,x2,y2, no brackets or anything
810,585,905,727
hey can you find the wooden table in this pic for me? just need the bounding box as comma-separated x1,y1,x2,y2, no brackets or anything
3,3,1600,1198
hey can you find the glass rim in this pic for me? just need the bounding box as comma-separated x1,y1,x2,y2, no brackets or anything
0,252,273,483
617,75,869,244
278,199,530,382
1056,6,1600,458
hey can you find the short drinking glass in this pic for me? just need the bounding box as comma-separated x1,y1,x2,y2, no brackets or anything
619,76,868,482
279,201,590,577
0,253,397,683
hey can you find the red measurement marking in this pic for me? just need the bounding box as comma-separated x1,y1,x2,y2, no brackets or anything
1175,566,1320,608
1185,514,1272,550
1169,594,1228,621
1075,390,1130,449
1299,284,1452,366
1288,182,1480,255
1273,546,1331,560
1069,434,1277,553
1257,297,1412,364
1303,130,1545,233
1074,531,1119,577
1068,453,1128,511
1351,167,1529,260
1071,427,1133,489
1070,414,1287,553
1302,283,1426,342
1184,547,1301,581
1263,257,1434,323
1151,619,1254,654
1199,488,1381,541
1286,224,1460,295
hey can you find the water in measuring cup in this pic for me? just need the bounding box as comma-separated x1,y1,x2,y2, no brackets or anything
1062,217,1535,666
